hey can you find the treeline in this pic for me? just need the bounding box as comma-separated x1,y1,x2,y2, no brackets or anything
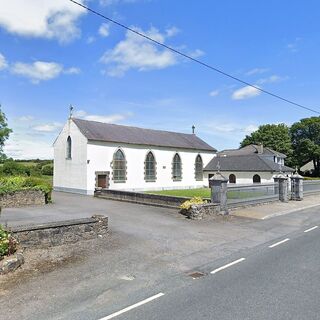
241,116,320,176
0,159,53,176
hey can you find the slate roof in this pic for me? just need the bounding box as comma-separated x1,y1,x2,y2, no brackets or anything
72,118,216,151
204,155,294,172
219,144,287,158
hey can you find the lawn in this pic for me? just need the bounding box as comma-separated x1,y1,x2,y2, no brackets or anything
146,188,211,198
146,188,269,200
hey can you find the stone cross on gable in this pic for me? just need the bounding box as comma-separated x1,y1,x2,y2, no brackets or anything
69,105,74,119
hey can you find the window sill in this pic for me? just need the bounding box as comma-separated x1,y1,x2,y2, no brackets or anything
145,180,156,183
66,158,72,160
173,179,182,182
113,180,126,183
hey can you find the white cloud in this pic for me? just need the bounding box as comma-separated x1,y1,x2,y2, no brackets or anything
74,110,132,123
0,53,8,70
257,74,289,85
18,115,35,122
245,68,268,76
0,0,86,43
287,37,302,53
209,90,219,97
32,122,63,132
231,85,261,100
64,67,81,75
166,26,180,37
11,61,80,83
100,27,177,76
100,26,198,77
98,23,110,37
86,36,96,44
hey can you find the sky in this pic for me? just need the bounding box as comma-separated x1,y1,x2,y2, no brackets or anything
1,0,320,159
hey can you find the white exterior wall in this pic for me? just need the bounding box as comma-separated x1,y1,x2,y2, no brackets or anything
204,171,292,185
86,141,215,194
53,119,88,194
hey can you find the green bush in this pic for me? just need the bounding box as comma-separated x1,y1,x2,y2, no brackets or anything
180,197,207,210
41,163,54,176
0,176,52,203
1,161,30,176
0,225,17,258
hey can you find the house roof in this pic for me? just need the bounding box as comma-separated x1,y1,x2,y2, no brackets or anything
219,144,287,158
72,118,216,152
204,154,294,172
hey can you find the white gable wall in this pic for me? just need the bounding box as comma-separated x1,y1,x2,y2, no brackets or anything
86,141,214,194
53,119,88,194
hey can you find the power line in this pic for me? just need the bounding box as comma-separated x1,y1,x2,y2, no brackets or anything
69,0,320,115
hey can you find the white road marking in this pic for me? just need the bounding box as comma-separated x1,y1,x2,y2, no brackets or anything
210,258,246,274
269,238,290,248
304,226,319,233
99,293,165,320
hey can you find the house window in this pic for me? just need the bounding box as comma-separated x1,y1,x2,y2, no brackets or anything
113,149,126,182
229,174,236,184
172,153,182,181
145,151,156,182
195,155,203,181
66,136,72,159
253,174,261,183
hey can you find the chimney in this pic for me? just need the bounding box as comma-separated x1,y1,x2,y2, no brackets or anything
258,143,264,154
192,125,195,134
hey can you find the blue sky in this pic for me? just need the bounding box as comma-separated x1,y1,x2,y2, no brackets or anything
1,0,319,159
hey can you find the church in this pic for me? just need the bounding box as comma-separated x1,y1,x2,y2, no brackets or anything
53,117,217,195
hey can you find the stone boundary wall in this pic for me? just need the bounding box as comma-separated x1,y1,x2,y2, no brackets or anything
11,215,108,248
0,190,46,208
95,189,195,208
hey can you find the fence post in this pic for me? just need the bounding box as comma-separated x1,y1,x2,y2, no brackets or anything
291,172,304,201
209,172,229,215
274,173,288,202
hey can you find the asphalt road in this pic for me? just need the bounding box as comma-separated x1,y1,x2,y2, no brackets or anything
94,224,320,320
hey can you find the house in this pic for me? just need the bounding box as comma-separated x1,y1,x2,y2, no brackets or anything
53,118,217,195
203,144,294,184
300,160,314,175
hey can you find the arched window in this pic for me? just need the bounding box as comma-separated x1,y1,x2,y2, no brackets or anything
253,174,261,183
66,136,72,159
113,149,126,182
172,153,182,181
195,155,203,181
145,151,156,182
229,174,236,184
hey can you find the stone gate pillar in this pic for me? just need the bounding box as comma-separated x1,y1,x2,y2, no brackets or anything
274,173,289,202
209,172,229,215
291,172,304,201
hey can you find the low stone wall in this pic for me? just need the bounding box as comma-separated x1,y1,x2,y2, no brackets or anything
182,203,220,220
0,190,46,208
11,215,108,248
95,189,193,208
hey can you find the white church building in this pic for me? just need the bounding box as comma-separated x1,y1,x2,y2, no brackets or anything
53,118,217,195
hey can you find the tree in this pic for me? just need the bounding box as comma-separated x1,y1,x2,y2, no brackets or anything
240,124,294,165
290,117,320,176
0,105,12,158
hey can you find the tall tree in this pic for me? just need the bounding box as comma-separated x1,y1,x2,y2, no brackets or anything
240,123,294,165
290,117,320,176
0,105,12,159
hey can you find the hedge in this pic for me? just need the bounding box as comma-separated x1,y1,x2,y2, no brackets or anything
0,176,52,202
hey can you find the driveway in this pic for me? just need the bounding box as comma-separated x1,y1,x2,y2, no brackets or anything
2,192,320,320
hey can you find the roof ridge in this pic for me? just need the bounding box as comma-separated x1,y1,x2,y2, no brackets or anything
72,118,197,137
